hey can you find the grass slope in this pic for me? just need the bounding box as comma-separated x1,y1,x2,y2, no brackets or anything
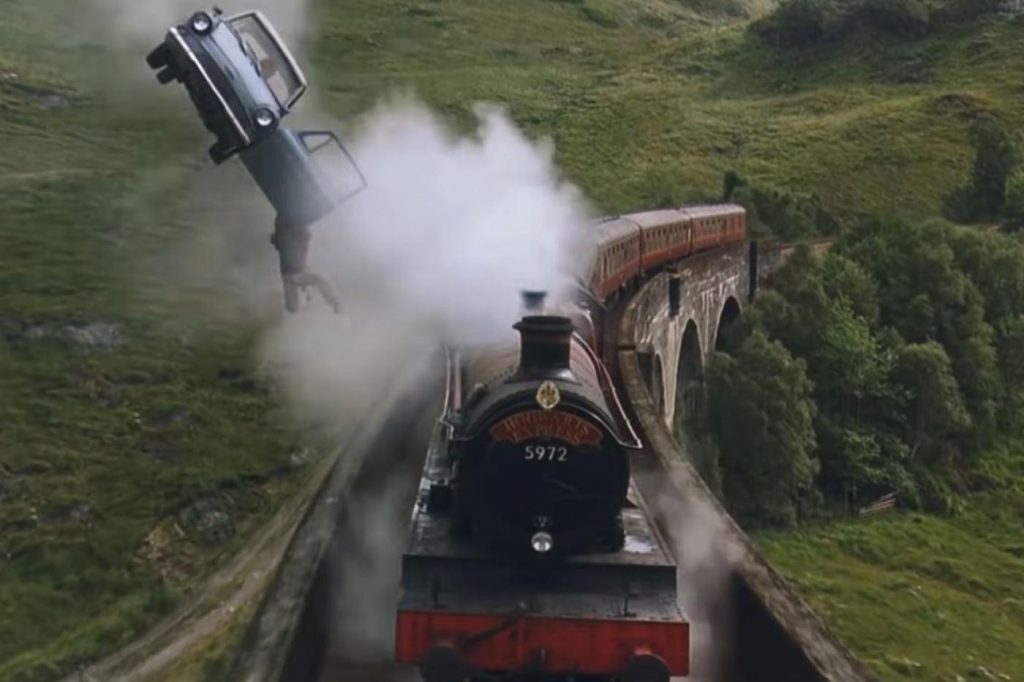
313,0,1024,217
759,487,1024,681
0,3,311,679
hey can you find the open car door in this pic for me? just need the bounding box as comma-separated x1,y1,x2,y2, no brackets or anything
240,127,368,228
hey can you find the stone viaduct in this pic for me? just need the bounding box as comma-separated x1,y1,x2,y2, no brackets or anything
627,239,832,432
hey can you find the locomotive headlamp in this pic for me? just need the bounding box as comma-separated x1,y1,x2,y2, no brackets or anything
531,531,553,553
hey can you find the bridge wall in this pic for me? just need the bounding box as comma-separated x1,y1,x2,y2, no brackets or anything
618,240,876,682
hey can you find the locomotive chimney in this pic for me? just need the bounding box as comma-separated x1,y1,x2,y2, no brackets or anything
520,290,547,314
514,315,574,378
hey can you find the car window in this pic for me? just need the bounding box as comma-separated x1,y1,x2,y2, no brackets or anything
229,14,304,109
300,132,368,203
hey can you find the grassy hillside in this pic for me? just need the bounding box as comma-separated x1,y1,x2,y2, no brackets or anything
759,483,1024,682
0,3,315,679
3,0,1024,678
313,0,1024,217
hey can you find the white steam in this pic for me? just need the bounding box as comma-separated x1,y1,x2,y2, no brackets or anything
77,0,312,48
252,100,592,436
315,99,593,345
655,488,742,682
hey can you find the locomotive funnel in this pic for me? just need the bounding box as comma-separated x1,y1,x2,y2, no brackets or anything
514,315,574,378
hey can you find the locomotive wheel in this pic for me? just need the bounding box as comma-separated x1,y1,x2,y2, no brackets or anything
145,42,171,69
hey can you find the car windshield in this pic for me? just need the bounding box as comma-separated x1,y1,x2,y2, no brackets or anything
228,13,305,109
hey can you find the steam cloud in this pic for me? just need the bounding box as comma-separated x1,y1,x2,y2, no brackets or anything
79,0,312,49
659,493,741,682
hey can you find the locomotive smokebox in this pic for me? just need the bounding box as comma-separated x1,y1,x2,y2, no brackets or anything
514,315,574,378
521,289,548,314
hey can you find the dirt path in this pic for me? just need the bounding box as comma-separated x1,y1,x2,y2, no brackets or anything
60,443,345,682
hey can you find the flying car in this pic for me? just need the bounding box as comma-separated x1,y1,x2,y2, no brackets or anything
146,7,307,164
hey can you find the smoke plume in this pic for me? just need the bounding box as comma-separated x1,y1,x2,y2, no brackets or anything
78,0,312,49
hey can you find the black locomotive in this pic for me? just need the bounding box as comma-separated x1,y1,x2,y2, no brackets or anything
445,310,638,556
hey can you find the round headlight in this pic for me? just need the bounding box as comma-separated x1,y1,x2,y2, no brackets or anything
191,12,213,35
254,108,277,129
531,531,553,554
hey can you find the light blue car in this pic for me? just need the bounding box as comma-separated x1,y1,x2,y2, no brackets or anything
147,7,366,227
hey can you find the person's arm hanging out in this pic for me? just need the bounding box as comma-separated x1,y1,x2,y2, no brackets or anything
269,214,341,314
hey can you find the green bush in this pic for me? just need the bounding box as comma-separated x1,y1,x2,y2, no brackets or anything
943,114,1020,223
724,172,838,240
857,0,930,36
752,0,846,47
580,4,619,29
752,0,932,47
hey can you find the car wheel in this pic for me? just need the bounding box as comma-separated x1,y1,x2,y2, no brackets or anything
145,42,172,70
156,66,178,85
209,141,231,165
189,12,215,36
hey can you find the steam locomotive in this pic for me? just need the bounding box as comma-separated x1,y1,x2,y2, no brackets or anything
396,204,746,682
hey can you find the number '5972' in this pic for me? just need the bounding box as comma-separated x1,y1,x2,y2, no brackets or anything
524,445,568,462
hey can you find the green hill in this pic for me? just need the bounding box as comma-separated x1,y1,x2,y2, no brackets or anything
313,0,1024,217
2,0,1024,679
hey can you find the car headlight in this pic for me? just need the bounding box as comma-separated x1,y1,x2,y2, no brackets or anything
253,108,277,130
531,531,553,554
190,12,214,35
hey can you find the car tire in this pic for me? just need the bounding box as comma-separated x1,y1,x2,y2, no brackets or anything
156,66,178,85
209,141,231,165
145,42,171,70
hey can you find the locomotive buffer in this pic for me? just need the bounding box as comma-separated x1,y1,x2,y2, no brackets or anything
395,316,689,681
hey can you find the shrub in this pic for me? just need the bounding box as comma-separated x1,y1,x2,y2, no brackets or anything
722,171,837,239
943,114,1020,223
752,0,932,47
752,0,845,47
857,0,930,36
580,4,619,29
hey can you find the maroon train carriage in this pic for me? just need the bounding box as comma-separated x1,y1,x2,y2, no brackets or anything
590,216,643,300
396,309,688,681
587,204,746,303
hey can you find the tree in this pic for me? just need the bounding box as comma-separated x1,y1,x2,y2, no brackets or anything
837,218,999,443
707,329,818,527
1001,169,1024,231
970,115,1018,220
822,253,880,325
893,342,970,466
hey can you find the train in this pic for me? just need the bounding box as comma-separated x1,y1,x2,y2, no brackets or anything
395,203,747,682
